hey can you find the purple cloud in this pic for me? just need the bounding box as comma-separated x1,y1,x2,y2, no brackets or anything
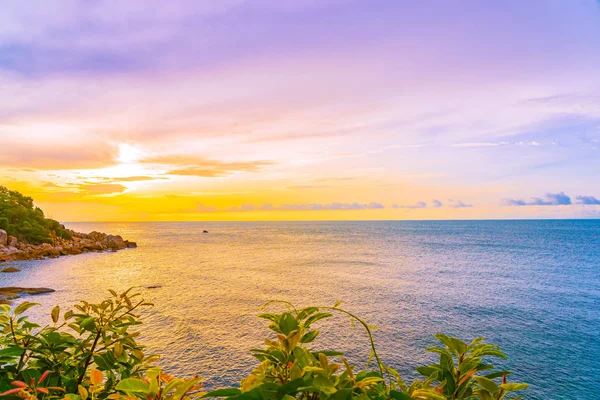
448,200,473,208
393,201,427,209
506,192,572,206
576,195,600,205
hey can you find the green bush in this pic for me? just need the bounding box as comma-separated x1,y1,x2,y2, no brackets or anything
0,292,527,400
0,186,72,244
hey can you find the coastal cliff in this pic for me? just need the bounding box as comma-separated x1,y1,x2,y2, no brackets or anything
0,228,137,263
0,186,136,264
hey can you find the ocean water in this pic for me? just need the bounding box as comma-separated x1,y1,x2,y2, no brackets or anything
1,220,598,399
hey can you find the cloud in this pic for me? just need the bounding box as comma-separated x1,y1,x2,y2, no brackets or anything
141,156,274,178
576,195,600,205
226,204,256,212
178,201,385,213
225,202,385,212
505,192,572,206
278,202,385,211
77,183,127,195
0,140,118,170
393,201,427,209
94,176,167,183
392,199,444,209
448,200,473,208
192,203,218,213
452,142,508,148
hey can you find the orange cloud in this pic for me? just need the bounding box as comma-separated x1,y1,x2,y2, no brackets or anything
0,141,118,170
77,183,127,195
140,155,274,177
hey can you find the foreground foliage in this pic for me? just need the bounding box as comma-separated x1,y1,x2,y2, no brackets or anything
0,186,72,244
0,292,527,400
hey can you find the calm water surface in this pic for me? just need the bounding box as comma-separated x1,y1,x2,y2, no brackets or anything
1,221,598,399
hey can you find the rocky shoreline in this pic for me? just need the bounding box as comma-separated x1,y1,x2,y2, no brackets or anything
0,228,137,264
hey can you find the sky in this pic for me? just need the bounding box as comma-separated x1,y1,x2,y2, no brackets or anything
1,0,600,221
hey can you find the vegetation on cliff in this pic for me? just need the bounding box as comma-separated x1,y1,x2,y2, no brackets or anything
0,186,72,244
0,186,136,263
0,290,527,400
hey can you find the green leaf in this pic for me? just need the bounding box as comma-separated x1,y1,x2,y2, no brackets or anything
174,377,202,398
435,333,467,356
426,346,453,360
301,330,319,343
328,388,352,399
416,366,438,377
50,305,60,324
80,317,96,331
484,371,512,380
115,378,150,393
0,347,24,358
389,390,411,400
478,389,493,400
473,376,499,393
279,313,299,335
276,378,305,398
14,301,40,316
203,388,242,398
296,307,318,321
500,383,528,391
304,313,333,328
257,313,279,323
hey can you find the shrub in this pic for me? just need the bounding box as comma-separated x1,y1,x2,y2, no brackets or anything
0,186,72,244
0,292,527,400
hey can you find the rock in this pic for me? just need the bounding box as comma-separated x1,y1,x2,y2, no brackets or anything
106,235,126,250
87,231,107,242
1,267,20,273
0,229,7,246
0,227,136,263
145,284,162,289
203,230,208,233
0,287,55,303
7,236,17,247
47,247,61,258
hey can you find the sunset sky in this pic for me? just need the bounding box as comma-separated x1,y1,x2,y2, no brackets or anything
1,0,600,221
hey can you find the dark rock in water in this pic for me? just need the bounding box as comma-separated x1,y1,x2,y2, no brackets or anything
145,284,162,289
203,230,209,233
0,287,55,303
1,267,20,273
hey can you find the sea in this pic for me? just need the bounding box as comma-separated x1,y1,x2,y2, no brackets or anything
1,220,598,399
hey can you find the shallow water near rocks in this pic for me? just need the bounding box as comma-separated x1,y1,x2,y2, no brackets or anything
1,220,598,399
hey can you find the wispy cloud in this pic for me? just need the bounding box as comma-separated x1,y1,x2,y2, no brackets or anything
92,176,167,183
452,142,508,148
448,200,473,208
189,203,218,213
186,202,386,213
77,183,127,195
392,201,427,209
392,199,468,209
141,156,274,178
505,192,572,206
